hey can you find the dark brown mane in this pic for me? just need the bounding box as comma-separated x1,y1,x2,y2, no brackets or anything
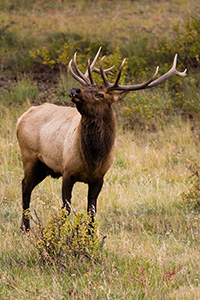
81,108,116,169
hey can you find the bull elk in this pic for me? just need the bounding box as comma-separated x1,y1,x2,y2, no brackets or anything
17,47,186,231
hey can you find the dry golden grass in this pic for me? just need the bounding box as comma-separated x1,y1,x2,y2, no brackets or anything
1,0,200,45
1,103,200,299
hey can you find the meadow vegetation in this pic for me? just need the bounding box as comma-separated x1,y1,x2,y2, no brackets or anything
1,0,200,299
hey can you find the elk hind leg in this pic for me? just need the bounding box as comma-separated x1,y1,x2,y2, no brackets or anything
21,160,48,232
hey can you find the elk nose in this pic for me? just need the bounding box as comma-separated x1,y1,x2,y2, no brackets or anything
70,88,81,98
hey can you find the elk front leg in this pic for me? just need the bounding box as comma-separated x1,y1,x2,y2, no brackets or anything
62,173,74,214
21,178,32,232
87,178,104,223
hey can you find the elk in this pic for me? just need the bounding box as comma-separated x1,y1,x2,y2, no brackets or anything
17,47,186,231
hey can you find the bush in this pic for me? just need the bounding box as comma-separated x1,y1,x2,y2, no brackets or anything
28,209,103,267
172,16,200,68
30,33,108,69
29,37,125,80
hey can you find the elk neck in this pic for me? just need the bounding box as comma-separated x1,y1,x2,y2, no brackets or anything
80,106,116,169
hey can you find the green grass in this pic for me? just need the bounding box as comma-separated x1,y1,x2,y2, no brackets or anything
1,0,200,299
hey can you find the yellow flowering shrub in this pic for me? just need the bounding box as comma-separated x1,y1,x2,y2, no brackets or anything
28,209,103,266
30,47,56,68
121,90,173,129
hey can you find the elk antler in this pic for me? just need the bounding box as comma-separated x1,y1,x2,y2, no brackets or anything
101,54,187,91
147,54,187,88
69,48,187,89
69,47,114,86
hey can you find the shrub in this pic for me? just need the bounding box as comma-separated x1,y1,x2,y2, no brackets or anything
29,33,108,69
172,16,200,68
118,88,173,130
29,37,124,79
28,209,103,267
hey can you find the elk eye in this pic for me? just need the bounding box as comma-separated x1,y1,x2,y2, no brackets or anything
95,93,104,99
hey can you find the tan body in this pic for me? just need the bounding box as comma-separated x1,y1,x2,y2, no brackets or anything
17,103,114,183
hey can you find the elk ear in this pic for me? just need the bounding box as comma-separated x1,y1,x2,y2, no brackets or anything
112,91,130,102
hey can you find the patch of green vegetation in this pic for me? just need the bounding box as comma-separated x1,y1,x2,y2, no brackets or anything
2,12,200,126
181,163,200,211
28,209,103,267
0,78,39,105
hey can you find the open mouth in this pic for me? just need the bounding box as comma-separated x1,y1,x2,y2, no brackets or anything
71,96,83,104
69,94,83,104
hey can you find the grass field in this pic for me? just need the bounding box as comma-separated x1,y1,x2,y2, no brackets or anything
1,1,200,299
1,105,200,299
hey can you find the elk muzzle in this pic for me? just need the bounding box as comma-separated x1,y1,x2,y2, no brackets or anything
70,88,83,104
70,87,81,97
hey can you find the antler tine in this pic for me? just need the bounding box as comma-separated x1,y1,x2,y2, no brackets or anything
93,66,114,75
89,46,102,70
173,54,187,77
68,59,88,86
87,58,95,85
113,58,126,87
147,54,187,88
73,52,90,85
84,46,102,77
85,47,114,77
108,63,160,91
100,56,111,87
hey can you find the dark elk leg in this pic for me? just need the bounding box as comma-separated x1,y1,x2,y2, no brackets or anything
87,178,104,224
21,161,48,232
62,173,74,214
21,178,32,232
